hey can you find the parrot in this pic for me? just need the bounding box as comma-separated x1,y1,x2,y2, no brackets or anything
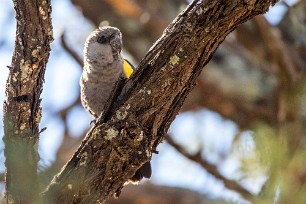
80,26,151,183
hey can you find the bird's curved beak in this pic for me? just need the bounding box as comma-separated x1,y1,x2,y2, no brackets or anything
110,35,122,53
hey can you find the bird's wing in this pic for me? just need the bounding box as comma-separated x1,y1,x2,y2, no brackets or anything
123,59,135,78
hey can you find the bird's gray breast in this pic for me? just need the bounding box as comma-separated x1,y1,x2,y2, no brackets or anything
80,62,123,117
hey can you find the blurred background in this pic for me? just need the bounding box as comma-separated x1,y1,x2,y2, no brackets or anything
0,0,305,203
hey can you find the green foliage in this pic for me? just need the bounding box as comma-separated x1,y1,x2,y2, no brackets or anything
252,124,306,204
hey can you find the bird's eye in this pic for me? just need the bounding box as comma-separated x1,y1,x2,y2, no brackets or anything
110,33,115,39
97,36,107,44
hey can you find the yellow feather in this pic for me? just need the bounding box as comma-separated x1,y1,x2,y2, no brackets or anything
123,59,134,78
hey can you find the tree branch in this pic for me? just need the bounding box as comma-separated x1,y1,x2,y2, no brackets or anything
254,16,301,83
42,0,279,203
3,0,53,203
60,32,83,67
109,183,231,204
165,135,253,200
182,78,277,129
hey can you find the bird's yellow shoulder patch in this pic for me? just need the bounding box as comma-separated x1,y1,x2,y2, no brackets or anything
123,59,135,78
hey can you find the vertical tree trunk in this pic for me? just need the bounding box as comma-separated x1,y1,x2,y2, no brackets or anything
3,0,53,203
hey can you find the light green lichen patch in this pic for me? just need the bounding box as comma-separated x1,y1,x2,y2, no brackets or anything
67,184,72,190
20,60,32,81
79,160,86,166
79,151,88,166
39,6,48,20
48,30,53,36
138,88,146,94
32,49,39,57
20,123,26,131
105,127,119,140
138,87,151,95
116,110,127,120
170,55,180,67
116,104,132,120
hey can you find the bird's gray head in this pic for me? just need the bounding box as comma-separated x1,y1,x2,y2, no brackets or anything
84,26,123,66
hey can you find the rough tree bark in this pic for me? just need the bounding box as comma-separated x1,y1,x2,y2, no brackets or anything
3,0,53,203
41,0,279,203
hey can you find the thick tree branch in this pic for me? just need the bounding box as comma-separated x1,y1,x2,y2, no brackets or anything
42,0,279,203
3,0,53,203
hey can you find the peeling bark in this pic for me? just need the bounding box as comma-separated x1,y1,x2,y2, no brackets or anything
3,0,53,203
